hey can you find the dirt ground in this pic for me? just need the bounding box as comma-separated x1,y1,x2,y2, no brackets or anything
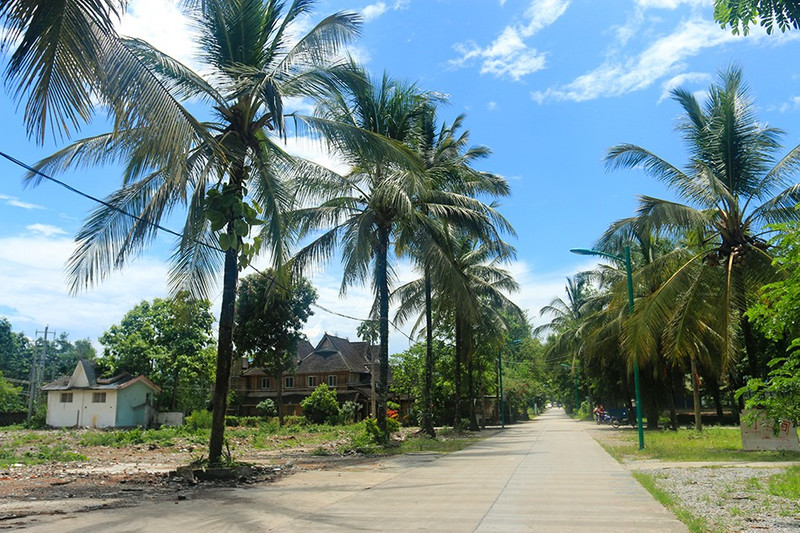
0,431,381,529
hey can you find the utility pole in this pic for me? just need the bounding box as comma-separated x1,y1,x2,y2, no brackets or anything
27,326,55,422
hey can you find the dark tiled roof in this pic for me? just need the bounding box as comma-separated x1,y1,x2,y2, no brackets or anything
295,333,376,374
41,360,160,392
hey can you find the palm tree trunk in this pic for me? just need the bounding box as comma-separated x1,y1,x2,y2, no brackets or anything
740,317,763,380
276,371,284,426
467,340,479,431
453,316,462,427
208,237,239,465
376,224,391,438
691,357,703,431
422,267,436,437
665,364,679,431
171,364,180,411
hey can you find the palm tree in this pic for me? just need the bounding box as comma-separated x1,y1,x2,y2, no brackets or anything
292,67,434,437
392,109,512,436
1,0,125,141
439,235,520,430
605,65,800,388
27,0,360,464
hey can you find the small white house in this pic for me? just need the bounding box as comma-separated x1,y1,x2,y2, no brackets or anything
42,360,161,428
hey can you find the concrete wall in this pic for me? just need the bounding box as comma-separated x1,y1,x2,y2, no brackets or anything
47,389,117,428
155,412,184,426
115,382,154,427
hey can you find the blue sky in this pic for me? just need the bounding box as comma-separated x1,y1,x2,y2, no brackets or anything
1,0,800,352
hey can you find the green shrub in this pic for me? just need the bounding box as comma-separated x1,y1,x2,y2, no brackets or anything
454,418,470,433
340,400,360,424
185,409,213,431
282,415,307,428
300,384,340,425
386,416,401,434
256,399,277,417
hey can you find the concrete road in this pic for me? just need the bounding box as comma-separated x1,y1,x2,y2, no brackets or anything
24,409,687,532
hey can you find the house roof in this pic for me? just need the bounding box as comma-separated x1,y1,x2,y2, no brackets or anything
242,334,378,376
41,360,162,393
297,333,375,374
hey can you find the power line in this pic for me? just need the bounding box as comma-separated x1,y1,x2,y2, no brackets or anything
0,150,416,342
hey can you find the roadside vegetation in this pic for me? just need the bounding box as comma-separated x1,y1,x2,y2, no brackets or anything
0,412,487,471
591,426,800,532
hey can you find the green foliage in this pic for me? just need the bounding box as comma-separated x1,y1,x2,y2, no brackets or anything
339,400,360,424
225,416,261,427
744,222,800,424
595,426,800,463
234,269,317,421
714,0,800,35
0,372,24,412
78,427,179,447
205,185,265,270
386,416,401,434
256,399,277,417
99,292,215,412
301,384,340,425
364,418,385,444
768,465,800,499
0,444,86,468
632,472,711,533
185,409,213,431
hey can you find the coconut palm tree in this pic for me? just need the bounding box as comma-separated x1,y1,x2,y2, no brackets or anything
439,234,520,430
292,68,431,436
392,109,512,436
715,0,800,34
26,0,360,464
605,65,800,386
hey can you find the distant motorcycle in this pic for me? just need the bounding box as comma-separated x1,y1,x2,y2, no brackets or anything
596,412,621,428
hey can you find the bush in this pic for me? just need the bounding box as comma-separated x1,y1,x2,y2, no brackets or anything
282,415,307,428
300,384,340,425
256,399,277,417
185,409,213,431
340,400,360,424
363,416,401,444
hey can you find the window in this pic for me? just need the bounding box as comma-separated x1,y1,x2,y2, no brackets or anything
92,392,106,403
261,377,271,390
327,375,337,387
308,376,317,388
285,376,294,389
60,393,73,403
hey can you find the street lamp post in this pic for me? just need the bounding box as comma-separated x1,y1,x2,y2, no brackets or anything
571,245,645,450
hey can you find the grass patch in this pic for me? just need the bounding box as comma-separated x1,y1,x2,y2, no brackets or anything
596,426,800,463
768,465,800,499
0,443,86,467
392,435,483,454
78,427,182,448
632,471,715,533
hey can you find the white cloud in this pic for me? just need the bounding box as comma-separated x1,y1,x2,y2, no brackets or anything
658,71,711,102
26,223,67,237
0,194,44,210
118,0,199,68
360,0,409,22
778,96,800,113
488,101,498,111
0,235,173,342
361,2,388,22
505,260,577,332
635,0,711,9
531,19,738,103
450,0,569,81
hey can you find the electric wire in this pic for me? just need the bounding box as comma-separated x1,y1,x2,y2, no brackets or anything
0,150,417,343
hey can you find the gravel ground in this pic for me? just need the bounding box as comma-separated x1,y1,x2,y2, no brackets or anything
585,423,800,532
638,465,800,532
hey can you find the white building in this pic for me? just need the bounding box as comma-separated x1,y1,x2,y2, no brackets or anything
42,360,161,428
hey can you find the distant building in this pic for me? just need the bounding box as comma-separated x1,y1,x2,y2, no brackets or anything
42,360,161,428
232,333,387,418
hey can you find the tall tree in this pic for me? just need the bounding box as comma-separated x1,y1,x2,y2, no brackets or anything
234,269,316,424
605,66,800,385
392,109,512,437
292,68,429,437
27,0,359,465
99,293,215,411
